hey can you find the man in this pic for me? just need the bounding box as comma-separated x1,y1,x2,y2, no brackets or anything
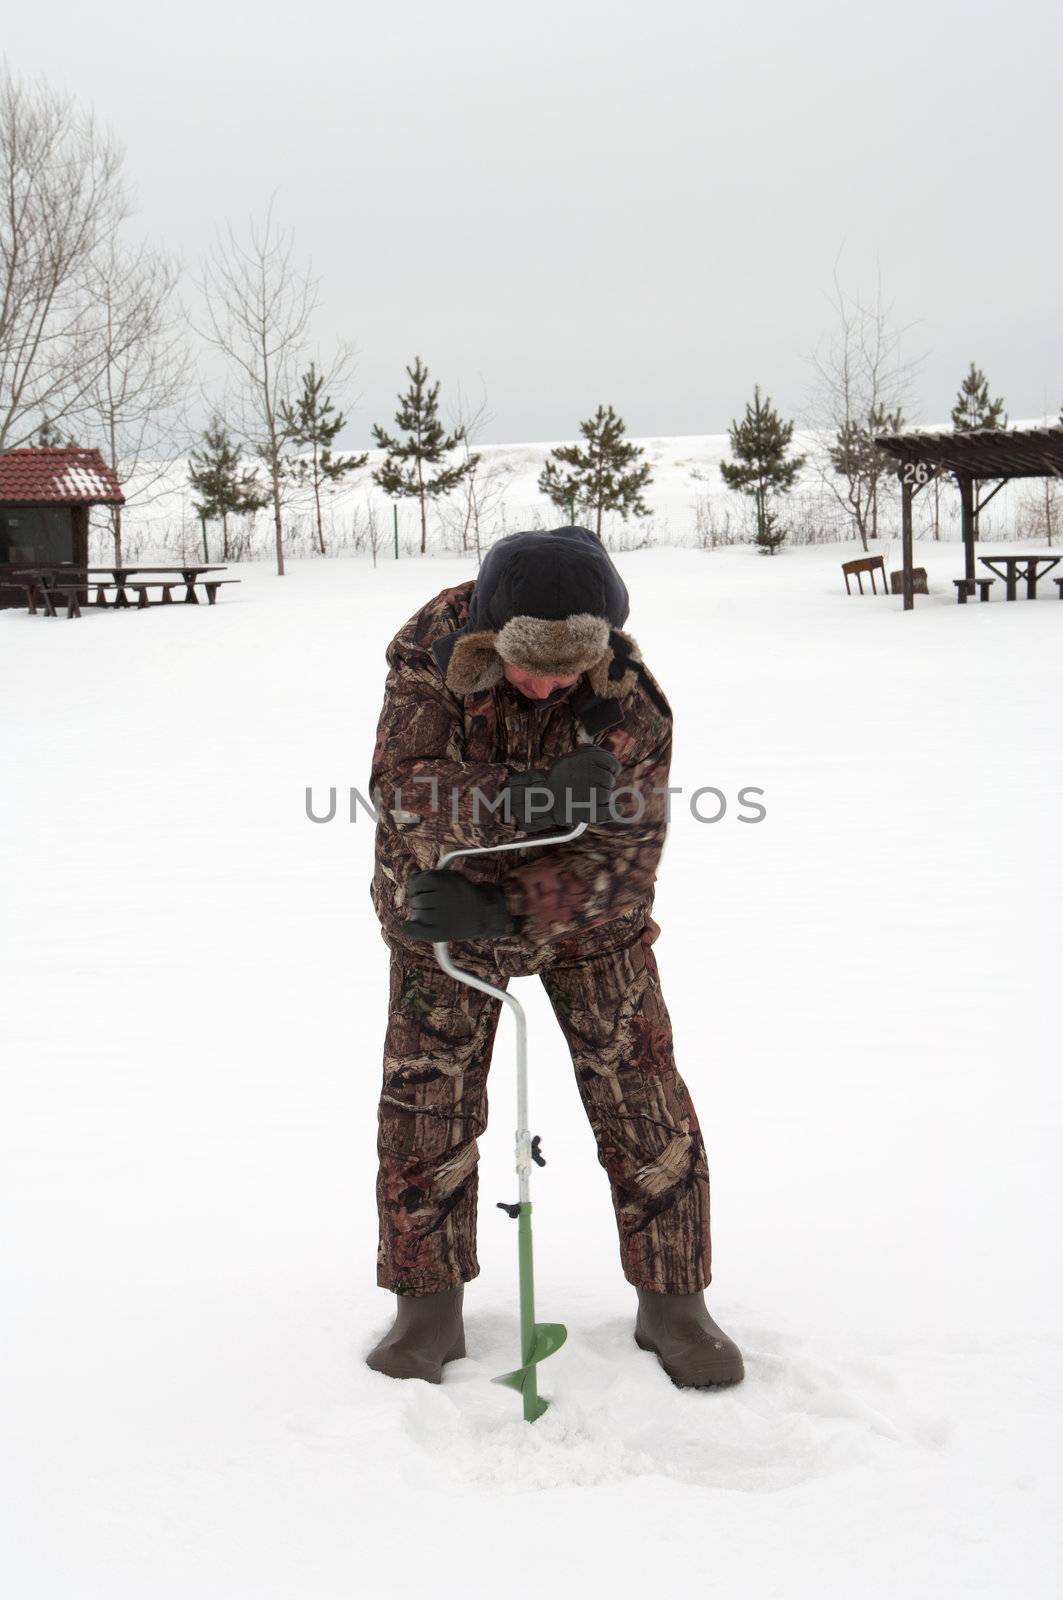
365,526,743,1390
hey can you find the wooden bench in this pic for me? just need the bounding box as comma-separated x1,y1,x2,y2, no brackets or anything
842,555,888,595
954,578,995,604
131,578,240,606
129,581,180,607
36,582,85,618
203,579,240,604
13,576,70,615
14,578,46,615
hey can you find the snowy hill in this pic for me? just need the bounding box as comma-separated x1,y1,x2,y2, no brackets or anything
98,422,1057,563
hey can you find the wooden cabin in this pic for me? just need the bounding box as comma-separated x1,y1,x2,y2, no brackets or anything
0,447,125,607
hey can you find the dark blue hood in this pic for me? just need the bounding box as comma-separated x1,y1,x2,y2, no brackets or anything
431,526,630,680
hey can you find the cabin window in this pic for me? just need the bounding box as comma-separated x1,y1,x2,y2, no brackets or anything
0,507,74,564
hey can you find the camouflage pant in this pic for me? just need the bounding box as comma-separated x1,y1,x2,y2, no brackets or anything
375,913,713,1296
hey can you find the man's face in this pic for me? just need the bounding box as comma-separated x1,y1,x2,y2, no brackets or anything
501,660,581,700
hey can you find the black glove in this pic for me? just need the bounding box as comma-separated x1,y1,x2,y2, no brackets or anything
400,870,516,943
505,747,621,831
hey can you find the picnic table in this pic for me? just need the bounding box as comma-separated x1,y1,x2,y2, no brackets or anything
977,553,1062,601
12,564,236,617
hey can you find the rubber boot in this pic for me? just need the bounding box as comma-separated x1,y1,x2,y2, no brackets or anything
634,1286,744,1389
365,1284,466,1383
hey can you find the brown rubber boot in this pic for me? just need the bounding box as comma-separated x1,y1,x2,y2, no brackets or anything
365,1284,466,1383
634,1286,745,1389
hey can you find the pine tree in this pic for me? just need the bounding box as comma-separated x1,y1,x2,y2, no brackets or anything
279,364,368,555
371,356,476,554
538,404,652,540
828,401,904,546
188,417,269,561
720,385,806,546
951,363,1007,539
951,362,1007,431
753,506,787,556
36,417,79,447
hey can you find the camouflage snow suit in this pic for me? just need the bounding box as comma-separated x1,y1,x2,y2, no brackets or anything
368,581,713,1296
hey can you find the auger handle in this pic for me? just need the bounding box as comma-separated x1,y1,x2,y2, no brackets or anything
427,820,587,1422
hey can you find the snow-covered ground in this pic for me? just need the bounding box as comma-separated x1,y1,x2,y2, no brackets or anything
2,541,1061,1598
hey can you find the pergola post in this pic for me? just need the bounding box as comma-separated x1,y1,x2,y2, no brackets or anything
958,473,976,592
901,474,914,610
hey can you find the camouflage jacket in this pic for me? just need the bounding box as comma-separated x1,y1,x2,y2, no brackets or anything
368,581,673,961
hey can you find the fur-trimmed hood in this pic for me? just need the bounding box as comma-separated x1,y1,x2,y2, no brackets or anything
430,526,633,697
434,614,646,707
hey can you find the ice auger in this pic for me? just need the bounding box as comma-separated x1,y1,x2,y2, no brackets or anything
431,819,588,1422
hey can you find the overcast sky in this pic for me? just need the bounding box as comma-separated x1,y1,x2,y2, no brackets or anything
5,1,1061,447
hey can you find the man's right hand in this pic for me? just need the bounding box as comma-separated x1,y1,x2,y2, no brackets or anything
507,747,621,830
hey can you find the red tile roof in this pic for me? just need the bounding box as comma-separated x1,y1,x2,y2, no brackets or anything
0,447,125,505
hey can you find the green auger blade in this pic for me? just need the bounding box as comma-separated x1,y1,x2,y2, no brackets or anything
493,1322,568,1392
493,1201,567,1420
493,1322,568,1420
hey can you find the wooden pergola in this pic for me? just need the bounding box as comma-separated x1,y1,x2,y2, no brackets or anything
873,425,1063,610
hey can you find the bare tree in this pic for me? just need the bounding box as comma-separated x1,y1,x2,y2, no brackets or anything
83,237,191,563
1040,474,1061,548
365,499,384,567
691,492,740,550
1017,477,1062,547
1019,396,1063,548
441,383,509,561
0,64,128,450
198,201,317,575
805,253,924,550
929,470,944,541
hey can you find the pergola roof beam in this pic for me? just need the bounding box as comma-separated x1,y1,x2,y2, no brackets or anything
874,426,1063,481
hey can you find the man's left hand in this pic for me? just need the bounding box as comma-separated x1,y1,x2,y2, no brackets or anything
400,870,516,943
